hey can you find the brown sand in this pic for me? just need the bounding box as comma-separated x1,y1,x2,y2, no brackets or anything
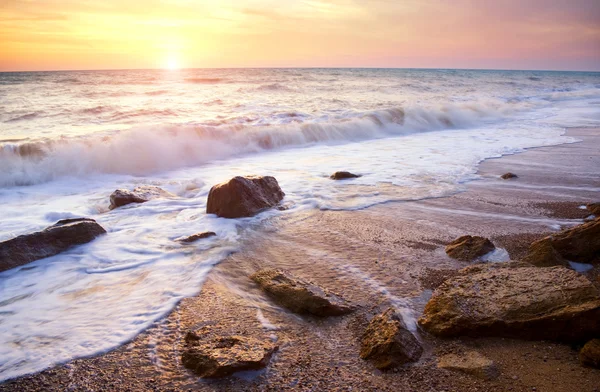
1,128,599,391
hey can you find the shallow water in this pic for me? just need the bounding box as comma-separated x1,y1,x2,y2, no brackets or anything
0,68,599,381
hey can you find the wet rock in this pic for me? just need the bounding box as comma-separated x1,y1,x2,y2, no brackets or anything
206,176,284,218
178,232,216,243
501,172,518,179
0,218,106,272
579,339,600,369
250,269,354,316
360,308,422,369
109,185,175,210
587,203,600,216
445,235,495,261
418,263,600,342
330,171,361,180
438,350,499,380
182,333,277,378
523,219,600,265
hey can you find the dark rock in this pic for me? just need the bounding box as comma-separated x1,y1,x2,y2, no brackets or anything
178,232,216,243
445,235,495,261
250,269,354,316
501,172,518,179
437,350,499,380
418,263,600,342
0,218,106,272
360,308,422,369
587,203,600,216
330,171,361,180
182,333,277,378
109,185,175,210
523,219,600,265
206,176,284,218
580,339,600,369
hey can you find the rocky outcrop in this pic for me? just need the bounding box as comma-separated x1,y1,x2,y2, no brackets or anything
206,176,284,218
250,269,354,316
579,339,600,369
178,232,216,243
109,185,175,210
445,235,495,261
437,350,499,380
181,331,277,378
523,219,600,266
418,263,600,342
330,171,361,180
587,203,600,216
0,218,106,272
360,308,422,369
501,172,518,179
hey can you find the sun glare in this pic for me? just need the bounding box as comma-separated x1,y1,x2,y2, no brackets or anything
165,56,180,70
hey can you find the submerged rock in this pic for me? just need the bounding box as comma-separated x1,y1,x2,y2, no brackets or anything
250,269,354,316
178,232,216,243
206,176,284,218
182,332,277,378
109,185,175,210
438,350,499,380
418,263,600,342
523,219,600,266
580,339,600,369
330,171,361,180
0,218,106,272
445,235,495,261
360,308,422,369
501,172,518,179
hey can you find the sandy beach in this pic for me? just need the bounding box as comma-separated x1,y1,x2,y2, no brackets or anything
1,127,599,392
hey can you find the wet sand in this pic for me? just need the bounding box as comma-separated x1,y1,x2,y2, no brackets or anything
2,128,599,392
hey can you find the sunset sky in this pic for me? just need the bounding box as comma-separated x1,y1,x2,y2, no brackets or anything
1,0,599,72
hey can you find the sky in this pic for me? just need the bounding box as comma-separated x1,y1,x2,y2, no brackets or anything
1,0,599,72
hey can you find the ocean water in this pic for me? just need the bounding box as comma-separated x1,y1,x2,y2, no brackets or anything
1,68,599,380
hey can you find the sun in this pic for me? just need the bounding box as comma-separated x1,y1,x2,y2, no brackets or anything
165,55,180,70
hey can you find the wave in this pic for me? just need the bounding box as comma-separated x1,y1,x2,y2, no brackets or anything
185,77,224,84
5,112,41,122
0,103,506,187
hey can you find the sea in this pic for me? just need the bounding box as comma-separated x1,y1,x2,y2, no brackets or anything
1,68,599,381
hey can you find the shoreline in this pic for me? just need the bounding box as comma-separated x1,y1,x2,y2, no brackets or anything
2,127,599,391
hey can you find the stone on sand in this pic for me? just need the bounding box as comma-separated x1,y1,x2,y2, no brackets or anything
501,172,518,179
437,350,499,380
330,171,361,180
418,263,600,342
206,176,284,218
360,308,422,369
445,235,495,261
250,269,354,316
0,218,106,272
178,232,217,243
579,339,600,369
109,185,175,210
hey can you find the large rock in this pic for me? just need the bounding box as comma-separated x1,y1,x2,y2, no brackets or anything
445,235,495,261
360,308,422,369
109,185,175,210
587,203,600,216
250,269,354,316
523,219,600,266
330,171,361,180
182,332,277,378
206,176,284,218
0,218,106,272
579,339,600,369
437,350,499,380
418,263,600,342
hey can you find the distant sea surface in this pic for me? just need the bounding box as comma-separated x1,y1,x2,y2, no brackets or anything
0,68,599,381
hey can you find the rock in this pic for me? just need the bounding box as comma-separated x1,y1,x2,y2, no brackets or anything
438,350,499,380
523,219,600,265
182,333,277,378
330,171,361,180
206,176,284,219
178,232,216,243
109,185,175,210
587,203,600,216
445,235,495,261
418,263,600,342
579,339,600,369
360,308,423,369
521,238,568,267
501,172,518,179
250,269,354,316
0,218,106,272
